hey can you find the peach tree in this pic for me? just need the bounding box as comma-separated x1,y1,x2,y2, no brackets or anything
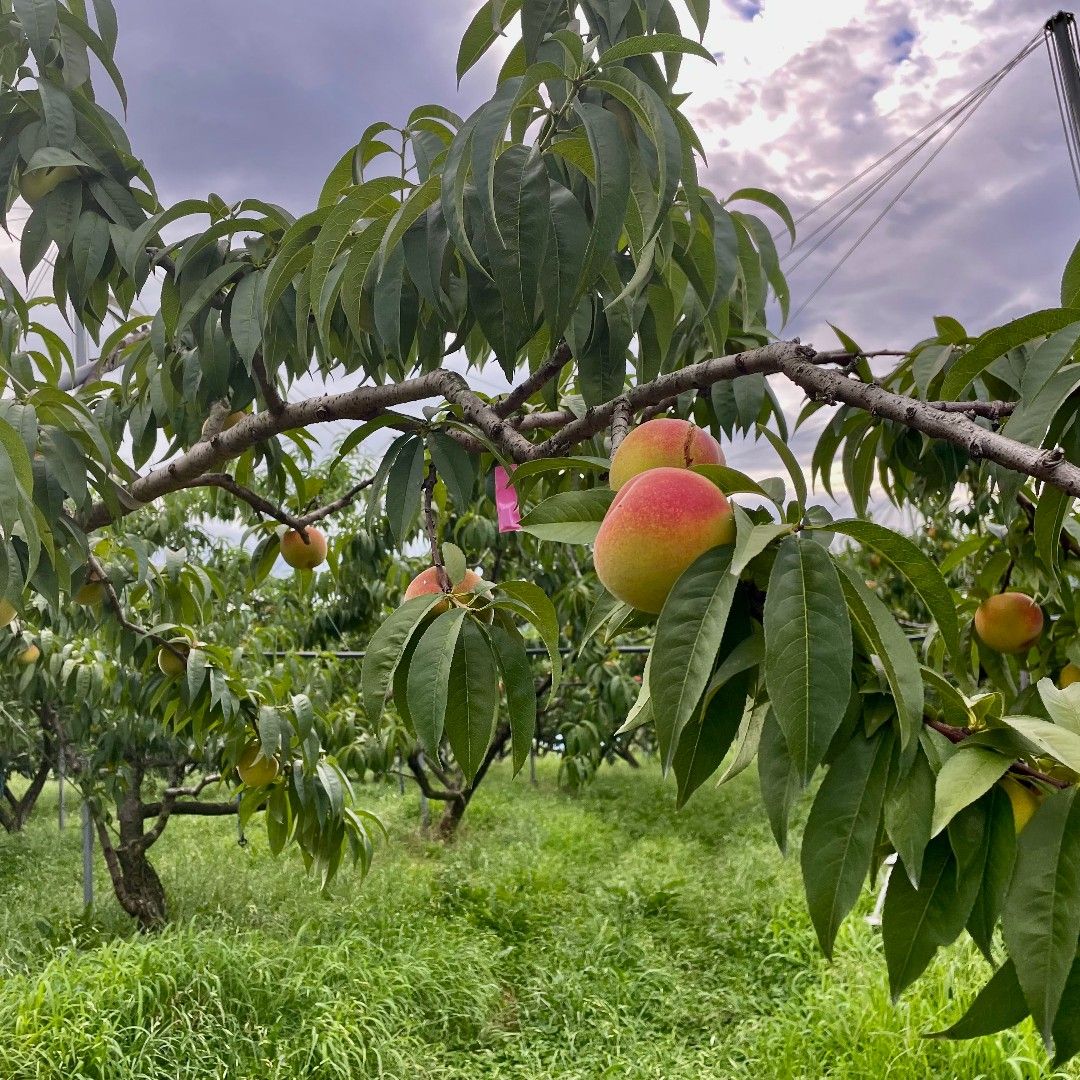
1,0,1080,1058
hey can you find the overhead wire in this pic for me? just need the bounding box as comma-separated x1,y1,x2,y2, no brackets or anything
786,31,1043,325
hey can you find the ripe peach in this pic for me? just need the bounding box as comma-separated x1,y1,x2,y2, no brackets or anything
1060,663,1080,689
403,566,484,613
973,592,1044,655
16,643,39,665
280,527,327,570
594,467,735,614
609,418,724,491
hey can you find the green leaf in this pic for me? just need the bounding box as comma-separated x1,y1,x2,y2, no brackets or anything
519,488,614,543
14,0,57,62
39,79,75,150
572,102,631,300
490,620,536,775
1063,238,1080,307
228,269,263,366
1038,678,1080,735
434,546,462,591
882,834,964,998
1003,788,1080,1045
598,32,715,66
360,596,442,722
56,8,126,109
730,507,793,578
758,709,802,852
406,608,468,752
836,562,924,753
929,960,1029,1040
727,187,796,248
1001,715,1080,773
801,726,894,957
958,787,1017,963
820,519,962,666
941,308,1080,401
652,545,738,771
444,618,500,782
763,536,852,782
496,580,562,695
691,463,781,506
70,210,110,303
757,423,807,510
384,434,425,543
379,174,442,270
456,0,523,83
885,747,935,888
175,263,242,337
541,183,589,344
930,747,1011,837
429,432,477,511
0,417,35,497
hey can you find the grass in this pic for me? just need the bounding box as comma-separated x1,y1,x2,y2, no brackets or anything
0,760,1073,1079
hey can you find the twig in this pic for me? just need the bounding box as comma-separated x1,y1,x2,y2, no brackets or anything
924,400,1016,419
422,462,450,592
85,555,186,660
251,351,286,414
924,717,1071,789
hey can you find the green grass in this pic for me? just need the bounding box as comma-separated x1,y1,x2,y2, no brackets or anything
0,760,1073,1079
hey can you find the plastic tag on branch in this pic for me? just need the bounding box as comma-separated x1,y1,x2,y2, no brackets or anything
494,466,521,533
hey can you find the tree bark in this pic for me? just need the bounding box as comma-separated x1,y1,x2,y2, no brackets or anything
0,730,53,832
437,723,512,839
93,768,169,930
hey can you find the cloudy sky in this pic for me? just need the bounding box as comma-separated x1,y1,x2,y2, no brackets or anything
6,0,1073,499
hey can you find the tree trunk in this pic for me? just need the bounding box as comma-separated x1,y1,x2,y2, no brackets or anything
0,735,53,832
93,776,169,931
436,722,512,840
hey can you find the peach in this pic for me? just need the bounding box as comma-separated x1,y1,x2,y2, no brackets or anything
280,527,327,570
74,580,106,606
974,592,1044,654
608,418,724,491
237,741,280,787
1060,663,1080,689
16,643,39,665
0,599,14,627
19,165,79,206
157,641,190,677
593,467,735,614
403,566,484,612
1000,776,1043,833
200,409,247,440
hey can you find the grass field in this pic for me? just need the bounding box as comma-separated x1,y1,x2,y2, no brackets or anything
0,759,1072,1079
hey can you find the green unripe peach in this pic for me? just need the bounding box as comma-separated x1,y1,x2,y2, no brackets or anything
0,599,14,628
19,165,79,206
74,580,106,606
594,467,735,614
279,527,328,570
157,641,190,678
608,418,724,491
15,643,39,665
237,741,280,787
973,591,1043,654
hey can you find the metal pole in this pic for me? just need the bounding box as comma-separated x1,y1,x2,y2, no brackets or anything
81,799,93,909
529,743,537,785
57,751,65,830
396,752,405,796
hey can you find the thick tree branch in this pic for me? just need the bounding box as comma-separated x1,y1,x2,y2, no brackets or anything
494,342,572,418
405,749,461,802
924,399,1016,419
138,800,240,818
779,357,1080,498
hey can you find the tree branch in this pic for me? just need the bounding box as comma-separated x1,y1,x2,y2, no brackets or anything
779,357,1080,498
493,342,572,417
405,750,461,802
85,555,186,659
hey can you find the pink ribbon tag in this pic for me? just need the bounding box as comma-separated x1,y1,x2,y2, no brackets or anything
494,465,521,533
